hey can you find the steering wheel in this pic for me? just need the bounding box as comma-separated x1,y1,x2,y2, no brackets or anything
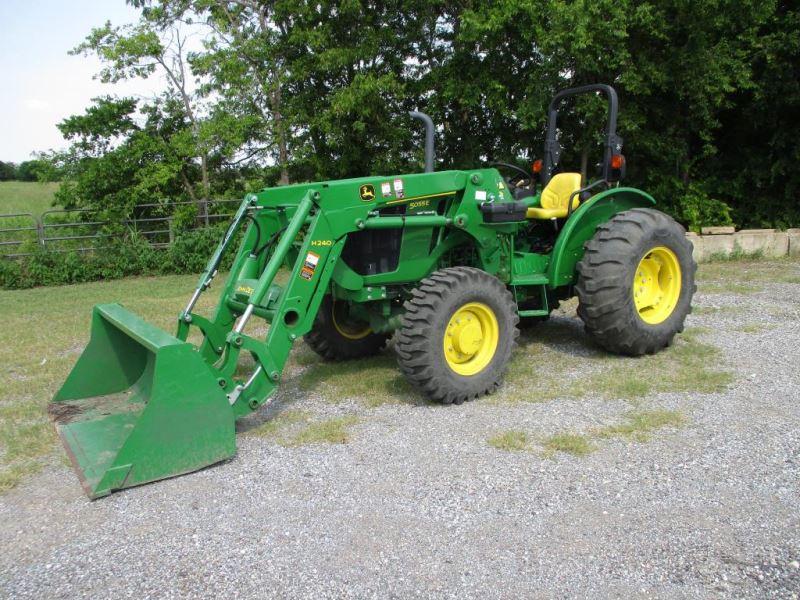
490,162,534,195
491,162,532,188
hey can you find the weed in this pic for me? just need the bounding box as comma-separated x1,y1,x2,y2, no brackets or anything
706,245,765,263
488,430,529,452
542,432,594,457
596,410,686,442
247,410,310,439
502,323,732,404
287,416,359,446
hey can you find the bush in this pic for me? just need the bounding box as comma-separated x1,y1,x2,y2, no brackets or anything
0,225,228,289
676,184,734,233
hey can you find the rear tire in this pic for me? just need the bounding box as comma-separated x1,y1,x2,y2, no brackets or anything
304,296,388,360
575,208,696,356
395,267,519,404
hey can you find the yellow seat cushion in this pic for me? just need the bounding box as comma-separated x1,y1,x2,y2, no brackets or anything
526,172,583,219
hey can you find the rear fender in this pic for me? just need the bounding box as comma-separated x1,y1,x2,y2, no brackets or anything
547,187,656,288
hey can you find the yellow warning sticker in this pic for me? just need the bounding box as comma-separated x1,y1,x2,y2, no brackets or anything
300,251,320,280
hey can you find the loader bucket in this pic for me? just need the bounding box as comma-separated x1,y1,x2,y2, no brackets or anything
50,303,236,499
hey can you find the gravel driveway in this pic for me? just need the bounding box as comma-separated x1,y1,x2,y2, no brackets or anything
1,271,799,598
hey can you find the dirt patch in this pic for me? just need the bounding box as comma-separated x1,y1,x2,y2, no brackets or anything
47,402,82,424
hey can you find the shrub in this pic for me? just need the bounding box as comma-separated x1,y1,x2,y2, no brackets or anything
0,224,229,289
677,184,734,233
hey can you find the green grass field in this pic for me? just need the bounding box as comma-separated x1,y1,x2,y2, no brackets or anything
0,181,59,216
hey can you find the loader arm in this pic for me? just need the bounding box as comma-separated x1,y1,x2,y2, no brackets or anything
168,171,474,417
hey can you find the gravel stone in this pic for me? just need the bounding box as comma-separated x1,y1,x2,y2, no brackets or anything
1,282,799,598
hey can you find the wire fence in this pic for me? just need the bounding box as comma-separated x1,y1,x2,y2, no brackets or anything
0,199,240,258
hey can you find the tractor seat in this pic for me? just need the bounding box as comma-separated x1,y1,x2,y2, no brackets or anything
527,172,583,219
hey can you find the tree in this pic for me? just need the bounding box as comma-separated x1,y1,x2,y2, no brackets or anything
15,160,47,182
0,161,15,181
72,15,216,220
43,0,800,230
444,0,777,229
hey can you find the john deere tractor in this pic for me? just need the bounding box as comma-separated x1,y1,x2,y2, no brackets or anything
51,85,695,498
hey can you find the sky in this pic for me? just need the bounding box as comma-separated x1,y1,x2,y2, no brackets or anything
0,0,162,162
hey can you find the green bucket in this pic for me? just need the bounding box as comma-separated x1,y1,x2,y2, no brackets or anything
50,304,236,499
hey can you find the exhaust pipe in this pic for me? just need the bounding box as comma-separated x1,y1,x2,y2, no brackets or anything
409,111,435,173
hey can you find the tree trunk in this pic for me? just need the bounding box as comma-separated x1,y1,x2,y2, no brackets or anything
580,146,589,186
200,154,210,226
271,83,290,186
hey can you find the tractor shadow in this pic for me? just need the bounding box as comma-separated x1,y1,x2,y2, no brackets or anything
238,304,716,435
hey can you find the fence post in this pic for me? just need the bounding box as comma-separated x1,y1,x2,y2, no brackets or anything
36,216,45,247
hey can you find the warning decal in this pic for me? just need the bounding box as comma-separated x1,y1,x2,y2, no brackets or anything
300,251,320,280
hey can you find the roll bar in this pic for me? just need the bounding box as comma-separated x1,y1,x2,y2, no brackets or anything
541,84,623,185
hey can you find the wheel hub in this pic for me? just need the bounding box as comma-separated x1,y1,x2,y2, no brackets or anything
331,301,372,340
633,246,682,324
443,302,499,375
452,320,483,355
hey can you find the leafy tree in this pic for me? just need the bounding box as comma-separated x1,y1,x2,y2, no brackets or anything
0,161,16,181
72,15,216,218
15,160,48,182
43,0,800,231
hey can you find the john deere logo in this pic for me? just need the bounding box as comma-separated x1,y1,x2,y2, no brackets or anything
359,184,375,202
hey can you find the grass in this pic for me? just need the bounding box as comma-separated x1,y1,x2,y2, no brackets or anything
299,316,733,408
287,416,359,446
595,409,686,442
247,410,310,439
0,181,59,216
0,271,222,492
706,246,765,263
247,410,359,446
488,430,529,451
699,282,763,294
737,323,772,333
542,432,595,456
298,354,421,407
498,324,732,404
696,256,800,286
492,409,686,457
691,305,741,315
0,254,793,491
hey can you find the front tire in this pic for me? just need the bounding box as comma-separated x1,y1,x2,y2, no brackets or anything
395,267,519,404
304,296,388,360
575,208,696,356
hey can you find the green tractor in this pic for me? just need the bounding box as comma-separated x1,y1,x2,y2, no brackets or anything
50,85,695,498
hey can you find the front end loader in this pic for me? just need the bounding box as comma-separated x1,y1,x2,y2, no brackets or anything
51,85,696,498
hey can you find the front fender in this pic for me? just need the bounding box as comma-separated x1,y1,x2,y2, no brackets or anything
547,187,656,288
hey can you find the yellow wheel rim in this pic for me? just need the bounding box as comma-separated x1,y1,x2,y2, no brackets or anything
633,246,682,325
331,301,372,340
443,302,499,376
